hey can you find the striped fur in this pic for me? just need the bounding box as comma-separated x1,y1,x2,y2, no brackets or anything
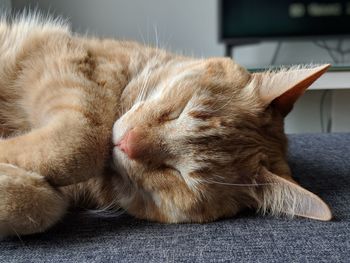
0,15,331,238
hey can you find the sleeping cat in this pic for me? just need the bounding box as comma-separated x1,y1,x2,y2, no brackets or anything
0,14,332,238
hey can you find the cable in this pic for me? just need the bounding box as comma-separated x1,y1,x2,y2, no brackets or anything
313,39,350,64
270,41,282,65
313,39,350,133
320,90,329,133
313,41,340,63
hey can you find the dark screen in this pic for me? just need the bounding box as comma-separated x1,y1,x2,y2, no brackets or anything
221,0,350,40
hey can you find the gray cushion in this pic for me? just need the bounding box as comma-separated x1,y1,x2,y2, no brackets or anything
2,133,350,262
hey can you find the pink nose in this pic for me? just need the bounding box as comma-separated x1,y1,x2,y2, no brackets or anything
116,128,142,159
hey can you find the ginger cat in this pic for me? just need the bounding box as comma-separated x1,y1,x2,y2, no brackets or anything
0,14,332,238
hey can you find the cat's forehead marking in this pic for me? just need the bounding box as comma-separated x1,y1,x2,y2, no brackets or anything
148,60,201,101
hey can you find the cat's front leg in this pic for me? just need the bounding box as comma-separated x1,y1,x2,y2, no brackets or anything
0,114,110,186
0,163,67,238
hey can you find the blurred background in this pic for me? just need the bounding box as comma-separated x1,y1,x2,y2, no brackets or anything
1,0,350,133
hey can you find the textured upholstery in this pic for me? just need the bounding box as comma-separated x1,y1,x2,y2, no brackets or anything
2,133,350,262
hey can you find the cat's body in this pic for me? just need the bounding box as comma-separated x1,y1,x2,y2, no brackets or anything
0,15,332,238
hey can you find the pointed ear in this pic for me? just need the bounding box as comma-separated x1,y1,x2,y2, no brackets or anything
252,64,330,116
258,167,332,221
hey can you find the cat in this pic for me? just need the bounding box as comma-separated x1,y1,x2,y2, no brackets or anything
0,14,332,238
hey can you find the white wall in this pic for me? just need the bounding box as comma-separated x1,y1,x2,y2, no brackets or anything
331,90,350,132
10,0,341,64
0,0,11,11
11,0,350,133
12,0,223,57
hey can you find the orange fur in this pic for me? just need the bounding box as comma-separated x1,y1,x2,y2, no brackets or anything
0,14,331,238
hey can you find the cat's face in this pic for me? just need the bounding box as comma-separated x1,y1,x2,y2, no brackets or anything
112,57,332,222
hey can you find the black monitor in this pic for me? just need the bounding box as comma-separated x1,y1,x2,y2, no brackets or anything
220,0,350,45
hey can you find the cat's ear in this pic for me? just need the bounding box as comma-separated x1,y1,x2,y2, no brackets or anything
251,64,330,116
258,167,332,221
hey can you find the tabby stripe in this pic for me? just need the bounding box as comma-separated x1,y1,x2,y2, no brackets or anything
45,104,102,126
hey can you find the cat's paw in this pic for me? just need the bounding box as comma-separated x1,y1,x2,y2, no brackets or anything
0,164,68,239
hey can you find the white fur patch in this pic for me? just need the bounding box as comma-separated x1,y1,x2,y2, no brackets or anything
177,161,204,192
112,101,144,145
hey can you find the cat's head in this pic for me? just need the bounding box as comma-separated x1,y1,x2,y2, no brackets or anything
112,56,332,223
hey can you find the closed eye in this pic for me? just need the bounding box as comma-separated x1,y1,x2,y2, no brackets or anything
161,164,182,177
158,96,192,123
158,106,185,123
158,111,175,122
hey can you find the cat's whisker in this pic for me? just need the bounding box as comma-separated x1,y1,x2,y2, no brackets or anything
26,215,38,226
83,202,125,218
138,56,157,102
153,24,159,50
200,178,277,187
136,57,151,102
8,223,24,245
85,189,132,218
138,72,149,102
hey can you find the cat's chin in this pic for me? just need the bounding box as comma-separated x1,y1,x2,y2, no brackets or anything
112,147,125,167
112,147,132,180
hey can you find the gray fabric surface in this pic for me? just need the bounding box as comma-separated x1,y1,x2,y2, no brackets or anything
1,133,350,262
